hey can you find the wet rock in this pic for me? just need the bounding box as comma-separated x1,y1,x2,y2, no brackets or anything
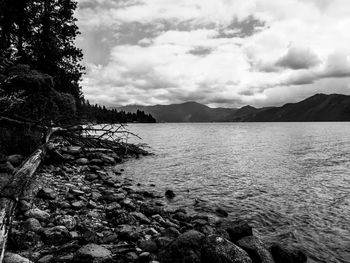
56,215,77,230
41,226,71,245
4,252,32,263
270,244,307,263
74,243,112,263
25,208,50,221
70,189,85,196
24,218,42,232
226,222,253,242
37,188,57,200
158,230,205,263
7,154,24,167
76,158,89,165
165,189,175,199
201,235,252,263
139,239,158,252
215,206,229,217
0,161,15,173
237,236,274,263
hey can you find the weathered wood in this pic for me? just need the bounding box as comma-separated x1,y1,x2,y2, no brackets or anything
0,127,57,262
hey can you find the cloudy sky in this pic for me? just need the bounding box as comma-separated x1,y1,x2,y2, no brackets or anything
76,0,350,108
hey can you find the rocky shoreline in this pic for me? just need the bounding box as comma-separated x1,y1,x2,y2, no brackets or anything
1,145,308,263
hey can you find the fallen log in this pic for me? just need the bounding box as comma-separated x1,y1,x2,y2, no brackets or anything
0,128,57,262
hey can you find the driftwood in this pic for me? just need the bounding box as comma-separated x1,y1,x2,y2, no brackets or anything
0,118,147,261
0,128,57,262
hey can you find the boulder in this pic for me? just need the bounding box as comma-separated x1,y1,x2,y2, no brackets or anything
165,190,175,199
237,236,274,263
158,230,205,263
41,226,71,245
201,235,252,263
74,243,112,263
270,244,307,263
215,206,229,217
25,208,50,221
139,239,158,252
24,218,42,232
226,222,253,242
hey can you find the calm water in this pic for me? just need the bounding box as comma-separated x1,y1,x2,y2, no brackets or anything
119,123,350,263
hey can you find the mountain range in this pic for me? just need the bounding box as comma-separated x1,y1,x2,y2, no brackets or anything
116,93,350,122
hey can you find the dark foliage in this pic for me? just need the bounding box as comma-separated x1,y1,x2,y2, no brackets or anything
0,0,84,105
80,100,156,123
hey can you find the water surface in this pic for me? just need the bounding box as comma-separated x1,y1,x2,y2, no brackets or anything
120,123,350,263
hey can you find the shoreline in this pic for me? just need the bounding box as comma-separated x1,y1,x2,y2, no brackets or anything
2,145,307,263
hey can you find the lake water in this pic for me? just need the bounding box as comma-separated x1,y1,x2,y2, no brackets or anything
119,123,350,263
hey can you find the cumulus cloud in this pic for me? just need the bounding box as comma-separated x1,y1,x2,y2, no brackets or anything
76,0,350,108
276,46,321,70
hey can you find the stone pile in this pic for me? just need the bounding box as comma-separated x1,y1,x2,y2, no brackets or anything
2,146,307,263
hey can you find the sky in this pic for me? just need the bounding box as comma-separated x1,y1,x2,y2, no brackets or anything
76,0,350,108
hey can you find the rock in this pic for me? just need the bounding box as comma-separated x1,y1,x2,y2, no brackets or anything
117,225,141,241
107,210,136,225
74,243,112,263
85,173,99,181
56,215,77,230
165,189,175,199
237,236,274,263
4,252,32,263
76,158,89,165
201,235,252,263
215,206,229,217
155,236,173,249
7,154,24,167
131,212,151,224
139,239,158,252
71,200,85,210
25,208,50,221
162,227,180,238
41,226,71,245
37,188,57,200
270,244,307,263
70,189,85,196
226,222,253,242
158,230,205,263
0,161,15,173
24,218,42,232
138,252,152,263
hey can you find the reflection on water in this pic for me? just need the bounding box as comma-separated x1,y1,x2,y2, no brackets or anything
120,123,350,263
